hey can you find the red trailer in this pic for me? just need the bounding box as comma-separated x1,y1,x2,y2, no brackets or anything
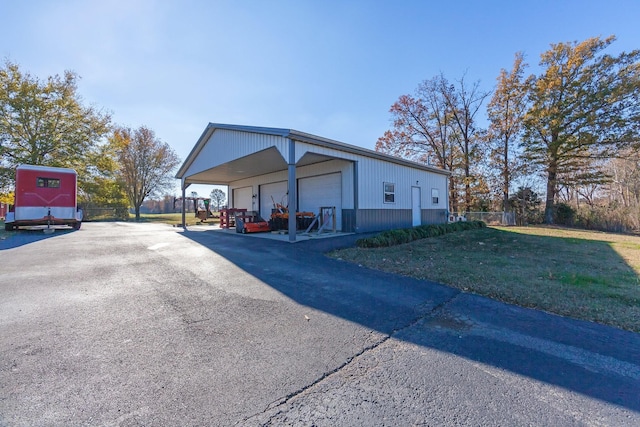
4,164,83,231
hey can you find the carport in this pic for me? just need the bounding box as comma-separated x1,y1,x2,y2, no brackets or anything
176,125,354,242
176,123,450,242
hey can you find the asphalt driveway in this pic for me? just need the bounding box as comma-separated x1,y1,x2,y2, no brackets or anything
1,222,639,426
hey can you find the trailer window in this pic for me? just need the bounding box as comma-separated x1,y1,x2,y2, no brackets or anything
37,177,60,188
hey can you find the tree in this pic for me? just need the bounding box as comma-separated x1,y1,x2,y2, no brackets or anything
522,36,640,223
79,142,130,219
486,52,530,211
376,73,489,213
0,60,111,189
210,188,226,211
509,187,542,225
376,79,460,212
441,74,491,212
110,126,180,220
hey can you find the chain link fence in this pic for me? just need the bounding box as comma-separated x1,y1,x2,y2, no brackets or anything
81,206,129,221
449,211,516,226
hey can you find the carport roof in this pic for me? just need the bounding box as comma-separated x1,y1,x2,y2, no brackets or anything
176,123,450,183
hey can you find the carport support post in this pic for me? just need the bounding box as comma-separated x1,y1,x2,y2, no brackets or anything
287,138,297,242
181,182,188,228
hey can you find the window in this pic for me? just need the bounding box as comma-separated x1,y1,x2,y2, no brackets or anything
431,188,439,205
37,177,60,188
383,182,395,203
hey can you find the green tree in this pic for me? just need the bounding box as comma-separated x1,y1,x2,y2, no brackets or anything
486,52,531,212
509,187,542,225
522,36,640,223
79,143,130,220
0,60,111,189
111,125,180,220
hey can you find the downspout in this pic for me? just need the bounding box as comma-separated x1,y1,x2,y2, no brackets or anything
287,138,297,242
353,161,358,232
445,175,450,223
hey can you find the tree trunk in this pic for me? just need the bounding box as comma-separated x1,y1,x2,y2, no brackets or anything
465,142,471,213
135,206,141,221
503,138,509,212
545,159,558,224
449,177,458,214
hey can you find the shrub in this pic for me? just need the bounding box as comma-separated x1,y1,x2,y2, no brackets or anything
554,203,576,226
355,220,487,248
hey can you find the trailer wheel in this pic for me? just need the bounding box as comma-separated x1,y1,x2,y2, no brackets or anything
73,222,82,230
4,223,14,231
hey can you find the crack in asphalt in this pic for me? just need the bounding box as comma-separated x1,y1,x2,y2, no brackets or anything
236,291,463,426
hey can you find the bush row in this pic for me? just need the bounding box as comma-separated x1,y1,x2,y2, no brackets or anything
355,220,487,248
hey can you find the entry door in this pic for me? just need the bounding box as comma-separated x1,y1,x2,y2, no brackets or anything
412,186,421,226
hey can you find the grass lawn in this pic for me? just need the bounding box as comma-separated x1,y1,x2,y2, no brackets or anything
330,226,640,332
136,213,220,227
0,214,219,232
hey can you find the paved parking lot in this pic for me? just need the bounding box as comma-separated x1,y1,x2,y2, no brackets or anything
1,222,639,426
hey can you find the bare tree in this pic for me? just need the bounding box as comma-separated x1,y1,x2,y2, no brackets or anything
210,188,226,211
376,73,488,213
440,73,491,212
111,126,180,220
486,52,530,211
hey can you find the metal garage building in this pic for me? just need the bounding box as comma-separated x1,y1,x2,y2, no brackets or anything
176,123,450,241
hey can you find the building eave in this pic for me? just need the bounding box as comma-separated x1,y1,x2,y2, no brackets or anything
176,123,451,182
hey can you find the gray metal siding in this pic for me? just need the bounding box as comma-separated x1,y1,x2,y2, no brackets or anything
342,209,356,232
422,209,448,225
354,208,448,233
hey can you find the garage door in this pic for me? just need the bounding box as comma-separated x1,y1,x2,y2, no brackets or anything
259,181,288,220
233,186,253,210
298,173,342,231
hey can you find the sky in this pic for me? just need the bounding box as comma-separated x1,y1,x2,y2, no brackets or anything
2,0,639,196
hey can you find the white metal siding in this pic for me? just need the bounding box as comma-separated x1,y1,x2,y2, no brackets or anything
296,141,446,210
186,130,288,178
357,157,447,210
259,181,288,220
229,159,354,211
299,173,342,231
233,186,253,210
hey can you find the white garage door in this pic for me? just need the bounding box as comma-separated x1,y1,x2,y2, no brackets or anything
259,181,288,220
233,186,253,211
299,173,342,231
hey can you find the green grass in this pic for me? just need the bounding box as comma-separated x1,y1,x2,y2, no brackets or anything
330,225,640,332
136,212,220,227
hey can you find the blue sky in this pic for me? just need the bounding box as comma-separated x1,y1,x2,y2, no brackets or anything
2,0,639,196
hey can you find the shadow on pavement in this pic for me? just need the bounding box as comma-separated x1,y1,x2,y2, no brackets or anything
180,228,640,413
0,227,76,250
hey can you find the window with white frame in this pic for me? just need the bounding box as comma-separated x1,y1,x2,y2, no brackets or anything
383,182,395,203
431,188,439,205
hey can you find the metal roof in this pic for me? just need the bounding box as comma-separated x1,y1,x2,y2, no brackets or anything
176,123,450,181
